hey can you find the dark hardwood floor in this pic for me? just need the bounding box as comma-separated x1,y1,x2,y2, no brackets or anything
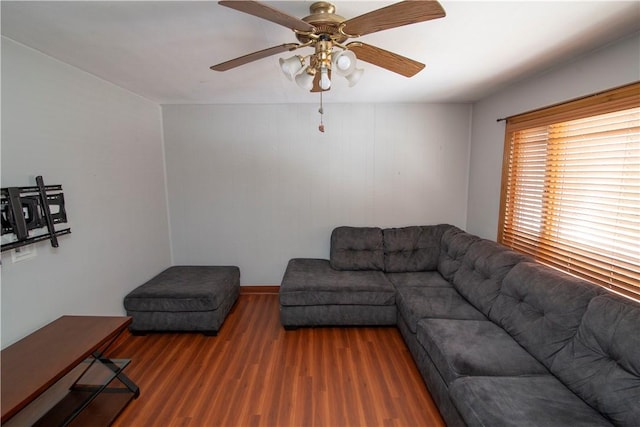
110,294,445,427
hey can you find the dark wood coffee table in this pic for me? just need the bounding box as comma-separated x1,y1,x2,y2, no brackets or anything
1,315,139,426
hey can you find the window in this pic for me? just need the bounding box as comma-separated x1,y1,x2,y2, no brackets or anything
498,82,640,299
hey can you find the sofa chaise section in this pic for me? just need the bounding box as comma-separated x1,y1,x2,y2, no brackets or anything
279,258,396,328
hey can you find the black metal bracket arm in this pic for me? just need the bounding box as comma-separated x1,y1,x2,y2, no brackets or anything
1,176,71,252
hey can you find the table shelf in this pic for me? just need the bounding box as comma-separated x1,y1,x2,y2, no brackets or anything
34,388,136,427
1,316,138,426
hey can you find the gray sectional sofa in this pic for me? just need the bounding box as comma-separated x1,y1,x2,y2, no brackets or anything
279,225,640,426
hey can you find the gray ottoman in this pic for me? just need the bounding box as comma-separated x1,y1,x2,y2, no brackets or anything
124,266,240,335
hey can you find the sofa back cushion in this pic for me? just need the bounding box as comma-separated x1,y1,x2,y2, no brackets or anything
451,240,529,316
382,225,450,272
491,262,602,368
437,227,480,281
551,294,640,426
330,226,384,271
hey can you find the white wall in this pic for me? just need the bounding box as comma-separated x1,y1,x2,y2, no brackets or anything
466,32,640,239
163,103,472,284
8,27,633,347
1,38,172,348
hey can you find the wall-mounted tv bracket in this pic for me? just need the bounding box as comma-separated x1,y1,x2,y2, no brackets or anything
1,176,71,252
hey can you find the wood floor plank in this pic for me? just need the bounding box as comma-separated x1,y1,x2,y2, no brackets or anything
110,294,445,427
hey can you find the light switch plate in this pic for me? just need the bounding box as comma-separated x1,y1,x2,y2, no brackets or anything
12,244,37,263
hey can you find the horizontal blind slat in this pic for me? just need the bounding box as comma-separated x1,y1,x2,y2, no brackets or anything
499,91,640,299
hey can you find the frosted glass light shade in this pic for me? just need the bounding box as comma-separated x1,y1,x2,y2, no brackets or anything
279,56,304,80
332,50,356,76
344,67,364,87
295,68,315,91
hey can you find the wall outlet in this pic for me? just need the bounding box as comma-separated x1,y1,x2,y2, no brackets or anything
12,245,37,263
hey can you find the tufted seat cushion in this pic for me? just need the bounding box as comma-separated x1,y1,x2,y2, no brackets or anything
417,318,548,385
330,226,384,271
550,294,640,426
450,375,613,427
382,225,449,272
396,287,486,333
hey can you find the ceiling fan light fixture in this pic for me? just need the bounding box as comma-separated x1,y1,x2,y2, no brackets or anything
213,0,446,130
295,67,316,91
344,67,364,87
279,55,305,80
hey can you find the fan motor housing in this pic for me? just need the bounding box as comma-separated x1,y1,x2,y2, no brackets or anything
297,2,348,44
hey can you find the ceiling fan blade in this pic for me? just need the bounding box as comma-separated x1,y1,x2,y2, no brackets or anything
341,0,445,37
347,42,425,77
219,1,315,32
210,43,299,71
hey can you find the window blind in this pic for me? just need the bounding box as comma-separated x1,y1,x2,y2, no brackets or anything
499,82,640,299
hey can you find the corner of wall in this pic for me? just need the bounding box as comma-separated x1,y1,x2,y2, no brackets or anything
158,104,174,266
464,104,474,232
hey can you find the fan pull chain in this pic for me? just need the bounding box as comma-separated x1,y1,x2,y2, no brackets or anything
318,91,325,133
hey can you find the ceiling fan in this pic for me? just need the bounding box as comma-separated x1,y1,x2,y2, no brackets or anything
210,0,446,92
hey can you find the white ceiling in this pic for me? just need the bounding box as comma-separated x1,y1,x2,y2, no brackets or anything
2,1,639,105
